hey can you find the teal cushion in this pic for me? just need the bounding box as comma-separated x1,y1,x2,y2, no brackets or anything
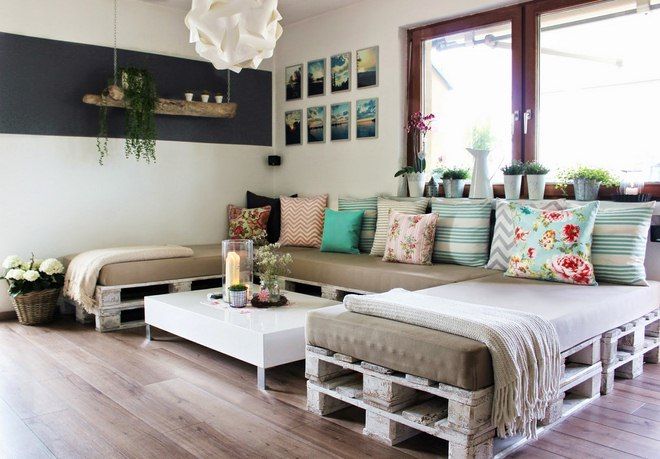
321,209,364,254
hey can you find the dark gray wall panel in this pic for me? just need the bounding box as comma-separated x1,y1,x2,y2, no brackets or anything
0,32,272,146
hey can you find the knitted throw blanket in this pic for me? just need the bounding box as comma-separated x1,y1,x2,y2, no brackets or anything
344,288,561,438
64,245,194,313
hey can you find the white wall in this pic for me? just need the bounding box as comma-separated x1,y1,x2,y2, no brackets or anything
0,0,274,312
272,0,514,206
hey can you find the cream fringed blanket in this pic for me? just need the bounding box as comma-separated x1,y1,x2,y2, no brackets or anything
64,246,194,313
344,289,561,439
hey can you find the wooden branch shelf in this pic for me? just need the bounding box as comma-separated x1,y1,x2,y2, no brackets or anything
82,94,237,119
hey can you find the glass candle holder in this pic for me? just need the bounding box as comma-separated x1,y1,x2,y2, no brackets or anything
619,170,645,196
222,239,253,302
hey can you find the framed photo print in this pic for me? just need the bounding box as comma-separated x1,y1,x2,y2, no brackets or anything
307,58,325,97
307,106,326,143
285,110,302,145
356,46,378,88
356,98,378,139
285,64,302,101
330,102,350,141
330,52,351,93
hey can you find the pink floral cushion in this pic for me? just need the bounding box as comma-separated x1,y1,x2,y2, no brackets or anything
383,211,438,265
228,204,271,243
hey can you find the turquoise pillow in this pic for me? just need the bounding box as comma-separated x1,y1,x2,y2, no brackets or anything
505,201,599,285
321,209,364,254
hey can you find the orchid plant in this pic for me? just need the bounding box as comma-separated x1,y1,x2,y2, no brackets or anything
395,111,435,177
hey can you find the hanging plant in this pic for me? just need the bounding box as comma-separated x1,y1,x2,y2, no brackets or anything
121,67,157,163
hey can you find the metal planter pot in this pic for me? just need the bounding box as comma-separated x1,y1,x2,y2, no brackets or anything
574,178,601,201
442,179,466,198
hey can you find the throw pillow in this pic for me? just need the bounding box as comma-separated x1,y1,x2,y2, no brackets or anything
370,197,429,256
227,205,271,243
246,191,298,243
431,198,492,266
320,209,364,254
338,196,377,253
383,211,438,265
486,199,568,270
279,195,328,248
505,201,599,286
591,202,655,286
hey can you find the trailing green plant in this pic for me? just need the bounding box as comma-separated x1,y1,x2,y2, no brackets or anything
500,160,525,175
468,124,494,151
555,166,620,194
122,68,157,163
228,283,248,292
524,161,550,175
442,167,471,180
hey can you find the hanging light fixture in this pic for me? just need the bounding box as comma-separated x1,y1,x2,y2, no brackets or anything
185,0,283,73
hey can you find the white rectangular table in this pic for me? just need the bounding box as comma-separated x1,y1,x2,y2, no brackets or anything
144,287,338,389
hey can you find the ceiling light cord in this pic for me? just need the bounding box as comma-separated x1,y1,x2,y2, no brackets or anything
113,0,118,86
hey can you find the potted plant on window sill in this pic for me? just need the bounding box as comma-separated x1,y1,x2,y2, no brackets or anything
501,160,525,200
398,111,435,197
441,167,470,198
524,161,550,200
556,166,620,201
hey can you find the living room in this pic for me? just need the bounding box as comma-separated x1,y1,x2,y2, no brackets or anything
1,0,659,457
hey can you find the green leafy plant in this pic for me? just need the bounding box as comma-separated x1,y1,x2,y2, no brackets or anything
1,255,64,297
122,68,157,163
500,160,525,175
524,161,550,175
555,166,620,193
228,283,248,292
468,124,495,151
442,167,471,180
201,90,210,95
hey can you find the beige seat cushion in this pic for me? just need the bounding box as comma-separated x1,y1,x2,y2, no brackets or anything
284,247,496,293
63,244,221,286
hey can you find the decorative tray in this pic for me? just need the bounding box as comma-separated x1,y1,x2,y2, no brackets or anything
250,295,289,308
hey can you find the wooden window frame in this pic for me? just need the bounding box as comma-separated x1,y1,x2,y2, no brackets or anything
407,0,659,199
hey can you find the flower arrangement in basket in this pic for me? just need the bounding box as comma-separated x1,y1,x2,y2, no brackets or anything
254,243,292,304
1,255,65,325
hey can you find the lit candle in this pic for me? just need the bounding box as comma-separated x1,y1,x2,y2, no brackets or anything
225,251,241,298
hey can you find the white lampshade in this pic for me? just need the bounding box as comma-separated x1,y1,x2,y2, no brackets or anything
185,0,283,73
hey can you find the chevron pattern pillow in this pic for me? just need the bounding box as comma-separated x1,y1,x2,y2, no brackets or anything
338,196,378,253
279,195,328,248
370,197,429,256
486,199,567,271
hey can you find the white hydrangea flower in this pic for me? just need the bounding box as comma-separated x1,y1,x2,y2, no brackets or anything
20,261,31,270
23,270,40,282
2,255,22,269
33,259,43,269
5,269,25,280
39,258,64,275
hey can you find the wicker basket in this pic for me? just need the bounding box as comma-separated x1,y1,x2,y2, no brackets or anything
11,288,60,325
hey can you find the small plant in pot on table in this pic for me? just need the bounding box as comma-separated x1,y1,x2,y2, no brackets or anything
227,283,248,308
556,166,619,201
501,160,525,200
441,167,470,198
524,161,550,200
397,111,435,197
1,255,65,325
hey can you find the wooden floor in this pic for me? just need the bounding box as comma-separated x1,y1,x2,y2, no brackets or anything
0,318,659,458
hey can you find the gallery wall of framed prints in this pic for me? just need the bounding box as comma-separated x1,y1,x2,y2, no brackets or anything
284,45,379,146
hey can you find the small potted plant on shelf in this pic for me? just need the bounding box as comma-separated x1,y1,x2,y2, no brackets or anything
201,90,210,103
254,243,292,304
215,92,224,103
556,166,619,201
1,254,65,325
441,167,470,198
227,283,248,308
500,160,525,200
524,161,550,200
396,111,435,197
184,90,194,102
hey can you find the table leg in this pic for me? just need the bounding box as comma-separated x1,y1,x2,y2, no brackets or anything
146,324,152,341
257,367,266,390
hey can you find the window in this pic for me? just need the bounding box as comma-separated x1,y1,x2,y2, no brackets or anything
409,0,660,193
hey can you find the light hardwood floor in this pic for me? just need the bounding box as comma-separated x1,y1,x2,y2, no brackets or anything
0,318,658,458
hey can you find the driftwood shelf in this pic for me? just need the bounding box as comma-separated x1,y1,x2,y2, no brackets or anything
82,94,237,119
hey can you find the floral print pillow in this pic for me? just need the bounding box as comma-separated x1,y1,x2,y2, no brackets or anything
505,201,600,286
383,211,438,265
228,204,271,244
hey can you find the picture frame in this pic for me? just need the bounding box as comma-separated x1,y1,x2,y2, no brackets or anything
330,52,351,93
307,58,325,97
356,98,378,139
285,109,302,145
285,64,302,101
330,102,351,141
356,46,378,89
307,106,326,143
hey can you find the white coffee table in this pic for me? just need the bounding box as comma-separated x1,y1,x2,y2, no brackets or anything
144,287,338,389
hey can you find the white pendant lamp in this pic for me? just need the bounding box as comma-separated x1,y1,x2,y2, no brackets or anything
185,0,283,73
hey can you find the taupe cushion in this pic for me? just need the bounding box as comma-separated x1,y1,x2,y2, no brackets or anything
64,244,221,286
284,247,496,293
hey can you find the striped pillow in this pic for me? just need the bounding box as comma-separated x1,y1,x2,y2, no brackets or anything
591,202,655,286
370,197,429,256
338,196,377,253
431,198,492,266
279,195,328,248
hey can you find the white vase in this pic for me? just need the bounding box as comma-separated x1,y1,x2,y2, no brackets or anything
503,174,522,200
527,174,547,200
467,148,493,199
184,92,193,102
215,95,224,103
201,94,210,102
406,172,426,198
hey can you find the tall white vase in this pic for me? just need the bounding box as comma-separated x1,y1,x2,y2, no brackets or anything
467,148,493,199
